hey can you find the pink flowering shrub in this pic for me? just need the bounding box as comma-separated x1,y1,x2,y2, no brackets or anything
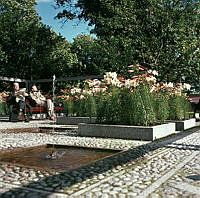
58,65,191,124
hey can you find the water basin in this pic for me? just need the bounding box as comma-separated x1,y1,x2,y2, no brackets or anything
0,144,122,172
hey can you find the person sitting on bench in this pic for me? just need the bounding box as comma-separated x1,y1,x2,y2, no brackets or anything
29,85,55,120
7,82,30,122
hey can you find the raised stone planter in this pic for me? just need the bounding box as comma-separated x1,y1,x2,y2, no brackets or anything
175,118,196,131
78,123,176,141
56,116,96,125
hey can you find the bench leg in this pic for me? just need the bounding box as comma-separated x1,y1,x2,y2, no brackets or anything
9,112,19,122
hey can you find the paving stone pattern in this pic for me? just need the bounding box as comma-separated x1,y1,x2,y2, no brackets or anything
0,119,200,197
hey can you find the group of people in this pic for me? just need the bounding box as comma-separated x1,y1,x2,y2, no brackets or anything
7,82,55,122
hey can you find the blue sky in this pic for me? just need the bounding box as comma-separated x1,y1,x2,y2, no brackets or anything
35,0,92,42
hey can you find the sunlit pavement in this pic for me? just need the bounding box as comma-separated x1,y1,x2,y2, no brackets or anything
1,116,200,197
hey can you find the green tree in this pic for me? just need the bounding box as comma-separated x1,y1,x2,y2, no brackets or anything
28,26,77,80
55,0,200,83
0,0,77,80
70,34,106,76
0,44,7,68
0,0,39,78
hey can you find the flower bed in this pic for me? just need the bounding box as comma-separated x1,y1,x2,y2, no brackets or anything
57,66,192,140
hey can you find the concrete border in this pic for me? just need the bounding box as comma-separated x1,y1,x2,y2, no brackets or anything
56,116,96,125
175,118,196,131
78,123,176,141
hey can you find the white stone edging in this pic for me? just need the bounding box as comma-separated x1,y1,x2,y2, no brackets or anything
175,118,196,131
56,116,96,125
78,123,176,141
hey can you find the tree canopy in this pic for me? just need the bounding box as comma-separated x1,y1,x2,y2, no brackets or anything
0,0,199,87
0,0,77,80
55,0,200,84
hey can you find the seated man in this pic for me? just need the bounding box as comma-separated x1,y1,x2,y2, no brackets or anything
7,82,30,122
29,85,55,120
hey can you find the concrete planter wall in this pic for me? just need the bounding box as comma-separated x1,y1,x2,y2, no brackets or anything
56,116,96,125
78,123,176,141
175,118,196,131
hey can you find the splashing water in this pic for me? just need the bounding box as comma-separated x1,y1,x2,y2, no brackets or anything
45,150,66,160
46,74,58,160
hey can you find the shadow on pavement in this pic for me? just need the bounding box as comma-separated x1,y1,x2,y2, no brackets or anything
186,174,200,181
0,126,200,197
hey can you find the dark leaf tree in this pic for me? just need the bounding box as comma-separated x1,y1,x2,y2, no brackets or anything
0,0,77,80
55,0,200,84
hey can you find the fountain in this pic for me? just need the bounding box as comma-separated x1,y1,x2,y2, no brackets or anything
0,75,123,172
46,74,57,160
0,144,122,172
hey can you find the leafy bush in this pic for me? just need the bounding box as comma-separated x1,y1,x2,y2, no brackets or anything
59,71,191,125
63,94,97,118
97,85,156,126
153,92,169,123
76,95,97,117
135,85,156,126
0,102,9,115
168,95,190,120
63,100,74,116
96,88,121,124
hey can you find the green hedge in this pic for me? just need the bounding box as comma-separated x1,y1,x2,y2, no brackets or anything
153,92,169,123
0,102,9,115
96,85,156,126
63,94,97,117
62,86,191,125
168,95,190,120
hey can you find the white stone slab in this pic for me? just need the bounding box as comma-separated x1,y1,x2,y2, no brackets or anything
78,123,176,141
56,116,96,125
175,118,196,131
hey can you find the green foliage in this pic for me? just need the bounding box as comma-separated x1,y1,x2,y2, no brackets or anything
97,89,121,124
118,88,133,125
182,97,191,120
95,93,108,123
130,85,156,126
153,92,169,123
85,95,97,117
0,102,9,115
63,100,74,116
63,95,97,117
96,85,156,126
0,0,39,78
74,95,97,117
168,95,190,120
70,35,103,75
55,0,200,84
0,0,77,80
61,85,191,125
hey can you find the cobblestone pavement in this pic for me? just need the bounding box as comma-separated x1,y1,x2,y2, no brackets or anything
0,117,200,197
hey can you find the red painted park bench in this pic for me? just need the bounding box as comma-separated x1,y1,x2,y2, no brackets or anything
6,95,64,121
25,106,64,114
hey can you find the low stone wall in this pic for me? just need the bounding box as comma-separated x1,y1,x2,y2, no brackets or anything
78,123,176,141
175,118,196,131
56,116,96,125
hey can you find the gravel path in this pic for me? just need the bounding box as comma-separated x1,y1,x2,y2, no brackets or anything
0,118,200,197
